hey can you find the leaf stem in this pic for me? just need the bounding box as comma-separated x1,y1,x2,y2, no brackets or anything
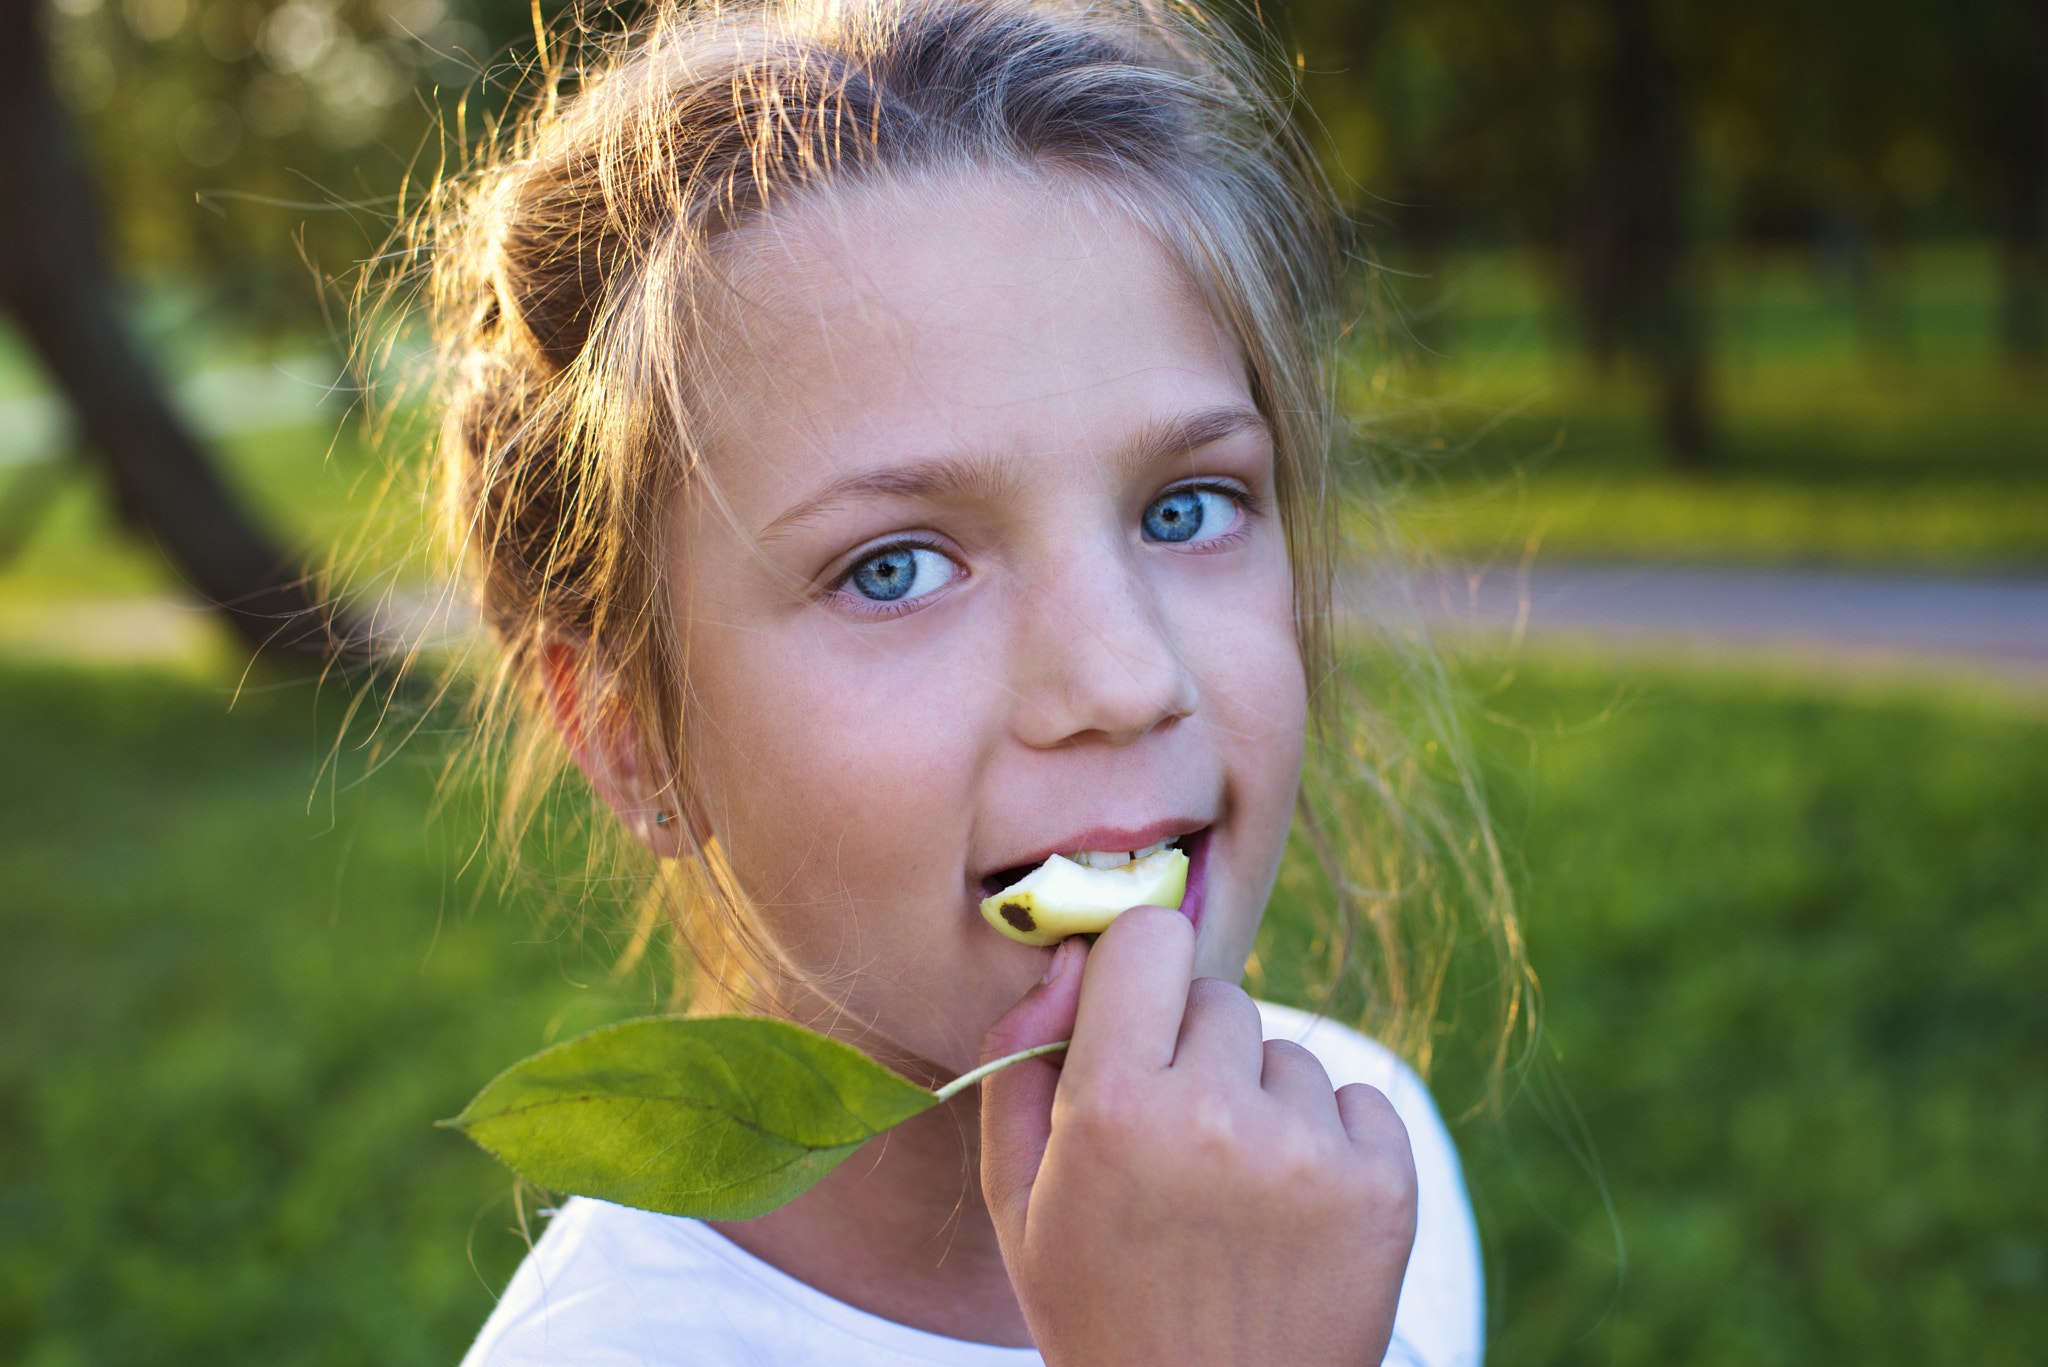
932,1039,1071,1103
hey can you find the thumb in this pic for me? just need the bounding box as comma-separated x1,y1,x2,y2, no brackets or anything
978,936,1087,1244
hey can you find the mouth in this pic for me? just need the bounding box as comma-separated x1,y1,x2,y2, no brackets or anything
978,825,1213,933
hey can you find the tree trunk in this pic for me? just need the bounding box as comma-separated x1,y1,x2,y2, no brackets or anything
0,0,366,668
1999,0,2048,364
1570,0,1714,469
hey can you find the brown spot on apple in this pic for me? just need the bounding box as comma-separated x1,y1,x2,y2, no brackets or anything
999,902,1035,933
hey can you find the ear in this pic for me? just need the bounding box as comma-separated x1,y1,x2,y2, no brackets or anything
540,639,699,859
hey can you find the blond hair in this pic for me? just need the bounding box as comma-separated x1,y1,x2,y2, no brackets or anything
409,0,1528,1081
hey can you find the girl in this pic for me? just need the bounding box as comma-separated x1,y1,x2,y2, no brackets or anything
419,0,1521,1361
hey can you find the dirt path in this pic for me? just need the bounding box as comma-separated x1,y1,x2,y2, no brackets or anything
1370,562,2048,687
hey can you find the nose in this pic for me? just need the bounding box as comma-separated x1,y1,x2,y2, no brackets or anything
1008,541,1198,750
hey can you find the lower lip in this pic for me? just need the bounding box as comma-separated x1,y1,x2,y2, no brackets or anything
1179,827,1213,934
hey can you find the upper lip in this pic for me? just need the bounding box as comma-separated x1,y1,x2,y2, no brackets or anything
977,818,1210,885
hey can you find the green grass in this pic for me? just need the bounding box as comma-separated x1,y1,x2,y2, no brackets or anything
2,655,2042,1364
1444,659,2048,1365
0,664,654,1366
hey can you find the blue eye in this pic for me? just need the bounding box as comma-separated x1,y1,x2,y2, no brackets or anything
846,546,956,603
1142,487,1239,544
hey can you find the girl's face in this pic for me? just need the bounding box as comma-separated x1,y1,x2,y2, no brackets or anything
673,174,1306,1075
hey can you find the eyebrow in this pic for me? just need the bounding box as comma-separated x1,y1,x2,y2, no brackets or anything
757,403,1269,540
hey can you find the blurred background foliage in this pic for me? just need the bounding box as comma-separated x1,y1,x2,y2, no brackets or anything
36,0,2048,356
4,0,2041,587
1,0,2044,1363
40,0,486,321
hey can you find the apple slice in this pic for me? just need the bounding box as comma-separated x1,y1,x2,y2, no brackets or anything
979,845,1190,947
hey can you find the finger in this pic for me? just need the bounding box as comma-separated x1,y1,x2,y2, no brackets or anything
1064,906,1195,1081
1258,1037,1342,1125
1335,1083,1419,1252
1169,977,1266,1078
1334,1081,1409,1151
979,937,1089,1241
982,936,1086,1065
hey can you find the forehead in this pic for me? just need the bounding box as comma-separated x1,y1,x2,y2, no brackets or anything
689,171,1251,517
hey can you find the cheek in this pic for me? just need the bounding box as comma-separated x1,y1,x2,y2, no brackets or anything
685,620,991,911
1212,616,1308,847
1178,566,1308,968
1183,558,1308,777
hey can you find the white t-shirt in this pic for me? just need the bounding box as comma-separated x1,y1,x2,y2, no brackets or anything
463,1002,1483,1367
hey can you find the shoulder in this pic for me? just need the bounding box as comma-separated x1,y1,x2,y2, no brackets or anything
1255,1002,1487,1367
460,1198,729,1367
462,1197,1044,1367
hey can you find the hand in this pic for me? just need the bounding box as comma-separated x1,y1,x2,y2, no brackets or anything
979,908,1418,1366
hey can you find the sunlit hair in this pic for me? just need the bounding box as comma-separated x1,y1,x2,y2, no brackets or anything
405,0,1529,1082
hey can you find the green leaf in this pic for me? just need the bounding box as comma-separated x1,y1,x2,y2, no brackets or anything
440,1016,941,1221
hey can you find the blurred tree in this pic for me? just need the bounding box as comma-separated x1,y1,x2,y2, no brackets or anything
1567,0,1711,466
39,0,500,324
1279,0,2043,459
0,0,361,664
1283,0,1717,468
1,0,609,662
1956,0,2048,363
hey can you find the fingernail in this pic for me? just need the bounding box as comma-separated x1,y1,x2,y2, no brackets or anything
1041,938,1074,985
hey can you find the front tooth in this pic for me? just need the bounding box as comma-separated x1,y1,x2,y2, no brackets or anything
1068,843,1178,869
1073,850,1130,870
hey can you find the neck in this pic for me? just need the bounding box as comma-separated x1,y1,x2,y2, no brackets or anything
707,1090,1030,1346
